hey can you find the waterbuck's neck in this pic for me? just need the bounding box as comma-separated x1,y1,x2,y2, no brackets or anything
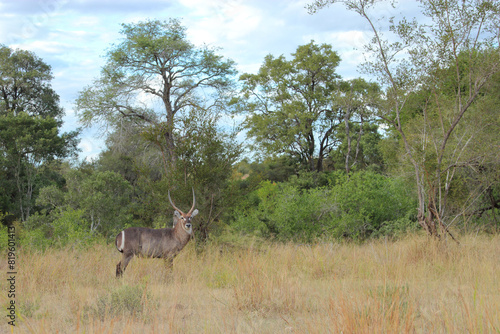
172,222,192,244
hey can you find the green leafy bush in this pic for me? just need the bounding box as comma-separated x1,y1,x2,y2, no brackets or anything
328,171,417,238
51,209,96,247
21,209,96,250
233,171,417,241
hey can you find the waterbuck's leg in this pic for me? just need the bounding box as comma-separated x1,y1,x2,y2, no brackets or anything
116,252,134,278
164,257,174,274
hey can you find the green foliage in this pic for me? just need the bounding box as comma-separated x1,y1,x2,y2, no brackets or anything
330,121,384,172
0,45,61,118
63,169,133,237
70,170,133,236
21,209,97,250
51,209,95,247
0,45,79,222
238,41,342,171
21,167,134,248
175,107,242,193
0,111,79,219
329,78,383,173
19,224,52,250
233,171,417,241
332,172,416,237
0,221,9,250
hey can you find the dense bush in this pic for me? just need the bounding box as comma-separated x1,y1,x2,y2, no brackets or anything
328,171,418,238
232,171,417,242
20,209,98,250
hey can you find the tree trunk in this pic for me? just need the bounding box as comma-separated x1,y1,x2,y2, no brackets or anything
344,107,352,174
163,93,177,166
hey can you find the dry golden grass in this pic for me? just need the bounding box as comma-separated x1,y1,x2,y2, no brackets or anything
1,233,499,333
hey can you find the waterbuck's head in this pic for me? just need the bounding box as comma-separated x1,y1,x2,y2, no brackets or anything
168,188,198,235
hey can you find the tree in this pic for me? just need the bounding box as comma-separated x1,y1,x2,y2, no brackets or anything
0,45,79,221
92,106,242,241
0,46,62,118
171,107,242,241
332,78,382,173
309,0,500,238
76,19,242,242
76,19,237,170
36,167,134,238
238,41,342,172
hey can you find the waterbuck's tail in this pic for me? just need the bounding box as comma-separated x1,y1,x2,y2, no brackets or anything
115,230,125,253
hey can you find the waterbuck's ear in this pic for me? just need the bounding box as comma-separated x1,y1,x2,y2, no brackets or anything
191,209,199,217
172,210,181,227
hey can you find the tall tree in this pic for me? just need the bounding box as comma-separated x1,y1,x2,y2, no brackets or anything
76,19,237,170
0,46,62,118
238,41,342,172
309,0,500,237
0,45,79,221
333,78,381,173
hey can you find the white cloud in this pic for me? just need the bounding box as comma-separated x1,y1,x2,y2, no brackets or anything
78,134,105,162
309,30,369,78
11,40,69,54
181,0,262,47
331,30,367,49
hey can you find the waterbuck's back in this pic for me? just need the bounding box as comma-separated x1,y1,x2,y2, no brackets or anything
118,227,180,258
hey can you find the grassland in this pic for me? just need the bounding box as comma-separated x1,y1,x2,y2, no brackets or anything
2,233,499,333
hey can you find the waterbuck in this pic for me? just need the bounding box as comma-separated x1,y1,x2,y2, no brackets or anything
115,189,198,278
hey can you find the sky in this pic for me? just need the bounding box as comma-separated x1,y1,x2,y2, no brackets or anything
0,0,421,161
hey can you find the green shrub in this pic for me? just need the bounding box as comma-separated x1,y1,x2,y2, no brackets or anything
52,208,96,247
232,171,417,241
20,209,96,250
0,221,9,250
85,284,157,321
19,226,52,250
329,171,417,238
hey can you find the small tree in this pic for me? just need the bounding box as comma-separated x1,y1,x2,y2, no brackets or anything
37,168,133,238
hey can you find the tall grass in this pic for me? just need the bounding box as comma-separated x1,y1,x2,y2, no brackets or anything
1,234,499,333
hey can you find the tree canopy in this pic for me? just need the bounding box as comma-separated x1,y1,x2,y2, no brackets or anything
238,41,343,172
76,18,237,167
0,45,79,221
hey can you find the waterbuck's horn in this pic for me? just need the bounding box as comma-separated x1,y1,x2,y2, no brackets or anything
168,190,183,214
188,187,196,214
